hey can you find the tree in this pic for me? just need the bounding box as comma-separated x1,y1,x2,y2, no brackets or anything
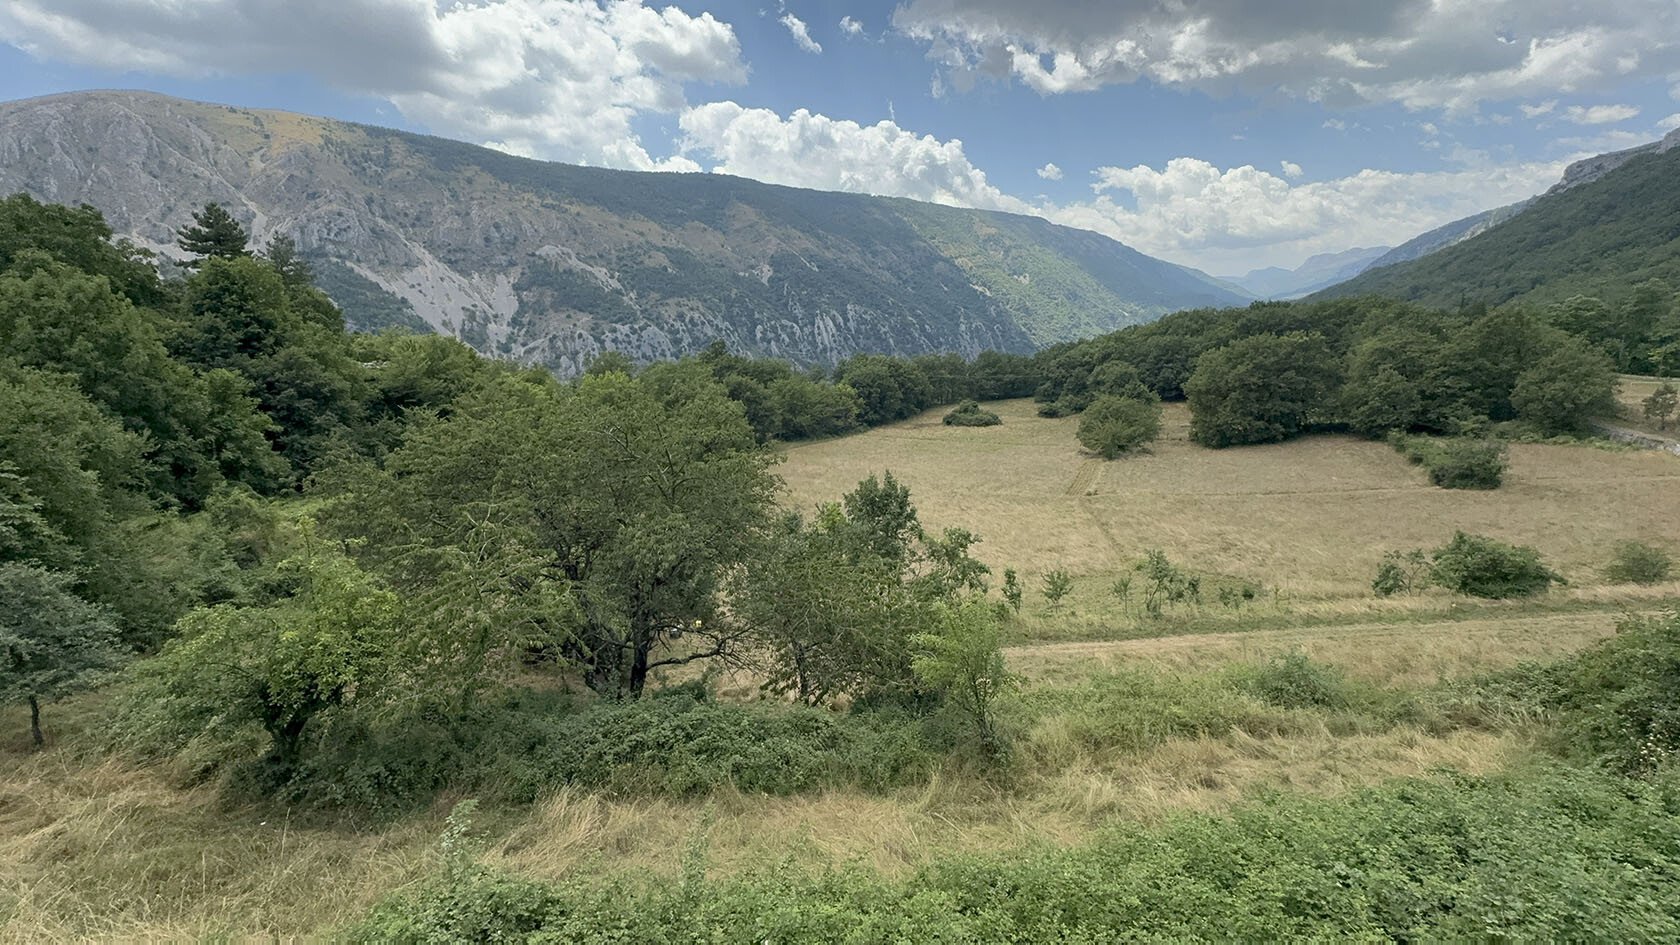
175,202,250,264
328,372,778,698
261,234,314,288
1642,383,1678,431
1184,332,1341,448
911,599,1018,756
1510,337,1618,435
1372,549,1430,597
0,562,122,747
1134,550,1195,617
1077,394,1162,458
138,533,400,778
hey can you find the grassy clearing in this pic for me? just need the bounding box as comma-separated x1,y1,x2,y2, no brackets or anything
781,398,1680,611
1611,373,1680,439
6,395,1675,940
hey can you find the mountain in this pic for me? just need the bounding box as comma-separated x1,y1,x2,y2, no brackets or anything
1357,200,1533,271
1220,246,1390,299
0,91,1248,373
1315,127,1680,308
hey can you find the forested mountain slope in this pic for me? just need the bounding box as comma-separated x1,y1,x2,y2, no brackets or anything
0,90,1247,373
1318,129,1680,307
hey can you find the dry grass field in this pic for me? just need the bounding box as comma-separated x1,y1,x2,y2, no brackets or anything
782,398,1680,608
5,392,1678,941
1612,373,1680,439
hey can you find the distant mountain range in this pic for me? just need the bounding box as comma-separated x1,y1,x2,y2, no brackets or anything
1219,246,1392,300
1316,127,1680,307
0,90,1249,373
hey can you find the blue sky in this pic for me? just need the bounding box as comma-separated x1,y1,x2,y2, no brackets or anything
2,1,1678,274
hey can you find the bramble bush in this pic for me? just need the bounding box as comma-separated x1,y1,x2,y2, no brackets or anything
1604,540,1673,585
942,400,1002,427
1389,433,1507,489
1428,531,1562,599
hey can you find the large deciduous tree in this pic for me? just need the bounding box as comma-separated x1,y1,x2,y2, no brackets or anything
1184,332,1341,448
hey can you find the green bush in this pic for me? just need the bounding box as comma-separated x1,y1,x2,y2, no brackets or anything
942,400,1002,427
1076,394,1161,459
117,685,936,811
351,768,1680,942
1389,433,1507,489
1235,651,1352,710
1041,569,1073,605
1605,540,1673,585
1372,549,1431,597
1428,531,1562,599
1539,611,1680,774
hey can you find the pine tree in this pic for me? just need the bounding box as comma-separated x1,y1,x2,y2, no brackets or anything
175,202,250,265
262,233,314,287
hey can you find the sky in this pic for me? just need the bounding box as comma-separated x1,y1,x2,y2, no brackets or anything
2,1,1679,275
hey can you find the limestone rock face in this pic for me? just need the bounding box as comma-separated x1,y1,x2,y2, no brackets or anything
0,90,1250,373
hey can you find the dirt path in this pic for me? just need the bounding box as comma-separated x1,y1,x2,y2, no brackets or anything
1065,458,1101,496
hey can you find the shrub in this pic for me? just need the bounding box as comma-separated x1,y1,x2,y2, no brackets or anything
1372,549,1430,597
1605,540,1673,586
1389,433,1507,489
1542,611,1680,774
1236,651,1351,710
1041,569,1073,605
1428,531,1562,598
943,400,1002,427
1077,394,1161,458
353,768,1680,942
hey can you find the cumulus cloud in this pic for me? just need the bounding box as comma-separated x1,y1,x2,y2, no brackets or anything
780,12,822,54
1658,113,1680,133
678,102,1031,212
1561,103,1640,124
839,15,864,37
1280,160,1304,178
1045,155,1566,272
1520,100,1559,118
891,0,1680,114
0,0,746,170
1037,162,1063,180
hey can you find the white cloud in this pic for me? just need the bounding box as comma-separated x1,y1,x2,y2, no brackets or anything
678,102,1031,213
1323,119,1348,131
1520,99,1558,117
839,15,864,37
1037,162,1063,180
1044,155,1566,272
1657,113,1680,132
779,12,822,54
0,0,746,170
1280,160,1304,178
1561,103,1641,124
891,1,1680,114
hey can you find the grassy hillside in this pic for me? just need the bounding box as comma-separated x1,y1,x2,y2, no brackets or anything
1318,144,1680,308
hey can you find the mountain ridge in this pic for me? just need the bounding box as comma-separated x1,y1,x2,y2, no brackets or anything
0,89,1249,373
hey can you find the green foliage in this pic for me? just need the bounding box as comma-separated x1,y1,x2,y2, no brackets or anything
1389,433,1508,489
941,400,1002,426
1134,549,1198,617
1372,549,1431,597
1001,568,1023,614
1510,336,1618,435
1604,540,1673,586
0,562,122,746
175,202,250,264
1234,651,1352,710
1540,611,1680,774
124,531,402,780
353,768,1680,942
1041,569,1072,605
1428,531,1563,599
1642,382,1677,430
1076,393,1162,458
911,599,1018,755
1185,332,1341,447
